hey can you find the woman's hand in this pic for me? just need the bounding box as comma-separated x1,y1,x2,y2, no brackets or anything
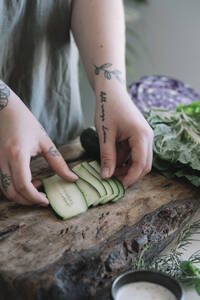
95,85,154,188
0,81,77,206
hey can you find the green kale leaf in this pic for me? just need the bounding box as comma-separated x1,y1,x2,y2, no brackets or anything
146,103,200,186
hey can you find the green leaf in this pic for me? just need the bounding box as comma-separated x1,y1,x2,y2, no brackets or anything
180,261,200,276
176,100,200,116
195,279,200,295
146,106,200,187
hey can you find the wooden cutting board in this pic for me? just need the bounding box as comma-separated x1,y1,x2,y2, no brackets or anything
0,138,199,300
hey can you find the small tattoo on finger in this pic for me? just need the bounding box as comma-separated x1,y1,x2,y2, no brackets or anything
45,146,60,157
0,169,12,191
0,82,10,111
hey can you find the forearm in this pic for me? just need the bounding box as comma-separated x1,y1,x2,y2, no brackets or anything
71,0,126,92
0,80,10,111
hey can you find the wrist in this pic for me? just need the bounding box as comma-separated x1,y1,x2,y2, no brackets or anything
95,78,128,99
93,62,126,93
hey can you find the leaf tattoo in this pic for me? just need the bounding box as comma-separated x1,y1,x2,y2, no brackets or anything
0,82,10,111
94,63,125,85
104,70,112,80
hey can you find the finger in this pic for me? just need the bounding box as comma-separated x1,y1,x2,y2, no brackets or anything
41,142,78,181
114,163,130,177
32,179,42,189
9,153,49,206
99,128,117,179
122,137,148,188
0,165,32,205
138,141,153,180
116,141,130,167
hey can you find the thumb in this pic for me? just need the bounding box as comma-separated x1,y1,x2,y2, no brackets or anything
99,129,116,179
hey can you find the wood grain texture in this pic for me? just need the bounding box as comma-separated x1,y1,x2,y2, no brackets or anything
0,138,199,300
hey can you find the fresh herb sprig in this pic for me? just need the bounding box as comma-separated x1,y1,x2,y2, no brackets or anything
133,219,200,295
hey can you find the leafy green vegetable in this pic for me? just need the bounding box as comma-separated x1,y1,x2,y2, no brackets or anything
146,102,200,186
176,100,200,116
195,279,200,295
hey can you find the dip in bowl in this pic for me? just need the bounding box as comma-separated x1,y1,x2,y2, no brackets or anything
112,270,183,300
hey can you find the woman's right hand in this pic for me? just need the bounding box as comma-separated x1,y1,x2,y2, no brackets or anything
0,81,78,206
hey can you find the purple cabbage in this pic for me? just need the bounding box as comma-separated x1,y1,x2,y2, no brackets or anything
129,75,200,114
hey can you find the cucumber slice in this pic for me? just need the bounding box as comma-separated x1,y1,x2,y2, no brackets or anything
88,160,124,202
43,175,88,220
81,161,113,205
89,161,119,203
76,177,100,207
112,178,125,202
72,164,106,198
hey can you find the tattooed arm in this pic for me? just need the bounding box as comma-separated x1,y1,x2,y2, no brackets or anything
71,0,154,188
0,80,77,205
71,0,126,89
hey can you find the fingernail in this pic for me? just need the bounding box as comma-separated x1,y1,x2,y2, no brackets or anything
65,169,78,181
70,173,78,181
41,196,49,205
101,167,110,179
123,181,129,189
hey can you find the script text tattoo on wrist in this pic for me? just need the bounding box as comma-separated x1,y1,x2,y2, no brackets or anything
102,125,108,144
94,63,125,85
99,91,108,144
100,91,107,122
0,82,10,111
0,169,12,191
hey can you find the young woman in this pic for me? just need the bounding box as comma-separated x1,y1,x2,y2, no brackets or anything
0,0,153,206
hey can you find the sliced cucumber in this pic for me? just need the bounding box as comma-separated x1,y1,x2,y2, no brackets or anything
43,175,87,220
81,161,113,205
112,178,125,202
72,164,106,198
76,177,100,207
89,161,119,203
43,161,125,220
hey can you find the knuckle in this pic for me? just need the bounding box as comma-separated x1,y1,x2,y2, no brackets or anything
140,161,146,170
135,160,145,170
16,182,27,193
132,160,140,169
148,128,154,139
7,190,17,201
141,126,154,140
101,153,114,164
145,165,152,174
7,144,22,158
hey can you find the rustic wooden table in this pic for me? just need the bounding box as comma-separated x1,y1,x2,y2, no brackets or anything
0,138,199,300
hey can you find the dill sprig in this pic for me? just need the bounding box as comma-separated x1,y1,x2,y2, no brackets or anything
176,219,200,251
133,219,200,295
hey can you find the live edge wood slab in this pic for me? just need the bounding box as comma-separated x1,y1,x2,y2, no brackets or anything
0,138,199,300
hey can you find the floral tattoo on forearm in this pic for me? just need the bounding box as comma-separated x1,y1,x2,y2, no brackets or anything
100,91,108,143
0,82,10,111
0,168,12,191
94,63,125,85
